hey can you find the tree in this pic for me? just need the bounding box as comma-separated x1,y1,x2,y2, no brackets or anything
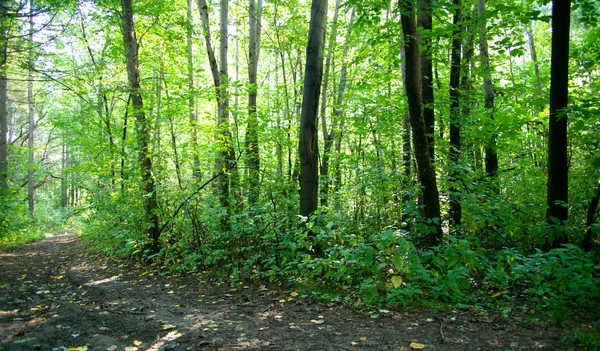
448,0,462,227
0,0,8,190
545,0,570,249
120,0,161,252
400,0,442,246
418,0,435,161
187,0,200,179
245,0,262,207
27,0,34,216
197,0,237,221
299,0,328,255
477,0,498,184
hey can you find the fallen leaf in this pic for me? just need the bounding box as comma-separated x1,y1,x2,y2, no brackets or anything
278,299,286,303
133,340,142,346
409,342,425,349
106,346,118,351
360,336,367,341
290,291,299,297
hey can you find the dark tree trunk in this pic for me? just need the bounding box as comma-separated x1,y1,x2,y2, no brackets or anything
581,182,600,252
545,0,570,249
418,0,435,161
299,0,328,256
400,0,442,246
448,0,462,227
120,0,161,253
477,0,498,187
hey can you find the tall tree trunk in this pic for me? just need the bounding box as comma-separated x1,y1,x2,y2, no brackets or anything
197,0,236,223
27,2,34,216
245,0,262,207
61,142,68,208
299,0,328,256
0,0,8,190
448,0,462,227
418,0,435,161
545,0,570,249
400,0,442,246
187,0,200,179
477,0,498,186
120,0,161,252
318,0,340,207
161,70,183,190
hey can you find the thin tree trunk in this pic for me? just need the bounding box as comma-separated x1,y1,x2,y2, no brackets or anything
27,2,34,216
400,0,442,246
326,7,355,203
448,0,462,227
197,0,236,222
120,0,161,253
80,18,116,186
545,0,570,249
120,96,130,193
418,0,435,161
400,46,412,225
582,182,599,252
61,142,68,208
245,0,262,207
187,0,200,179
318,0,340,206
161,70,183,190
527,26,543,92
477,0,498,186
0,0,9,190
299,0,328,256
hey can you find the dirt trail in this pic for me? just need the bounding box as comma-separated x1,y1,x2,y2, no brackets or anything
0,233,578,351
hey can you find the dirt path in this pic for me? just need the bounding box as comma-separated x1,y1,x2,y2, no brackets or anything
0,233,578,351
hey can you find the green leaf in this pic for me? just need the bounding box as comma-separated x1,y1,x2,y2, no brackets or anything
392,255,404,271
391,276,403,289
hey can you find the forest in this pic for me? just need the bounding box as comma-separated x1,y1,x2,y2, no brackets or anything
1,0,600,347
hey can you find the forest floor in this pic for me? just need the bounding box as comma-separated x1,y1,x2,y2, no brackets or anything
0,232,584,351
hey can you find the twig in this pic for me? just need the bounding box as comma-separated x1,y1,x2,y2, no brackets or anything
438,317,446,343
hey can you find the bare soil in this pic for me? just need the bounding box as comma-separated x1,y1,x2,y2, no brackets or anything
0,232,581,351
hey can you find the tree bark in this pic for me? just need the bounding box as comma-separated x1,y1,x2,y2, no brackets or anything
448,0,462,227
400,0,442,246
477,0,498,186
299,0,328,256
27,1,34,216
61,142,68,208
581,182,599,252
120,0,161,253
545,0,570,249
187,0,200,179
318,0,340,207
0,0,8,190
418,0,435,161
197,0,236,222
245,0,262,207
